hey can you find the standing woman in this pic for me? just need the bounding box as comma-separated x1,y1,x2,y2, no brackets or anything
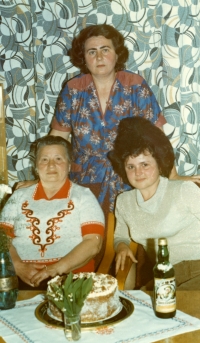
50,24,166,220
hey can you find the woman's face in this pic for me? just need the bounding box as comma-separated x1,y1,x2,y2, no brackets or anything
125,151,160,200
84,35,118,78
36,144,70,185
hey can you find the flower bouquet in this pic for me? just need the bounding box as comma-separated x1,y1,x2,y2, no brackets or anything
47,272,93,341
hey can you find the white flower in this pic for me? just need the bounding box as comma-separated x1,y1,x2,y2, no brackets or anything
0,184,12,199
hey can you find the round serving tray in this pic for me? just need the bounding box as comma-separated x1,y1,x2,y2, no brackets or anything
35,296,134,330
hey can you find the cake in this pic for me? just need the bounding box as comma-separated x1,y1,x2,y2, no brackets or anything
47,272,121,323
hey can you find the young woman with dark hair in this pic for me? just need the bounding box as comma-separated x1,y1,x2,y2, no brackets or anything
109,116,175,184
109,116,200,290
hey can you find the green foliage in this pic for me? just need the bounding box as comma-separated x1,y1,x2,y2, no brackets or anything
47,272,93,316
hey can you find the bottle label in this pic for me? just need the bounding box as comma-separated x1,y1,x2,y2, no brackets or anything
157,263,173,272
0,276,18,291
154,277,176,313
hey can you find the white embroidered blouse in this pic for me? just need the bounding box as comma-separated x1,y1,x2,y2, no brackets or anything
0,179,104,269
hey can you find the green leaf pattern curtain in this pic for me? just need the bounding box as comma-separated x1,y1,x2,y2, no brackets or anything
0,0,199,185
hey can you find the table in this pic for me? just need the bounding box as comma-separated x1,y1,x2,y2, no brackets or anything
18,291,200,343
0,290,200,343
152,290,200,343
17,289,200,343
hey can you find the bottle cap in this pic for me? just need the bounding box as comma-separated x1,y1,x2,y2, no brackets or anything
158,238,167,245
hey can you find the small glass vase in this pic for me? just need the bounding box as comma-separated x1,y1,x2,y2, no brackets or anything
64,313,81,341
0,251,18,310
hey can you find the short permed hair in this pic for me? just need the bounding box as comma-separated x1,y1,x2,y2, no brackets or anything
68,24,129,73
31,135,72,165
108,116,175,184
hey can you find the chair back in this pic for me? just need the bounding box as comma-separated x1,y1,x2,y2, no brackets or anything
97,212,138,290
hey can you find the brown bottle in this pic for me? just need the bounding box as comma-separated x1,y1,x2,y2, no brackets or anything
153,238,176,318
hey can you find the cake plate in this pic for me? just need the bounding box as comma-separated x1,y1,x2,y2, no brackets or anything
35,296,134,330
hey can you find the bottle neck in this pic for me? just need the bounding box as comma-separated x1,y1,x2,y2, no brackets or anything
0,251,16,277
157,245,170,264
0,251,10,259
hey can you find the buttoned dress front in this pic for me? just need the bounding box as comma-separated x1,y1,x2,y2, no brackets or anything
52,70,165,212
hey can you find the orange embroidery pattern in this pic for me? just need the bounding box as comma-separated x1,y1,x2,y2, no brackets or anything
22,200,74,257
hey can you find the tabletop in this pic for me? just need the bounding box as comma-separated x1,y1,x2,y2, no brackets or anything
18,289,200,343
151,290,200,343
0,289,200,343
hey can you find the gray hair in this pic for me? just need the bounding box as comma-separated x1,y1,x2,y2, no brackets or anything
31,135,72,164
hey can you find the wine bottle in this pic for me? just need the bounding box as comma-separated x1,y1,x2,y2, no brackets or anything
153,238,176,318
0,229,18,310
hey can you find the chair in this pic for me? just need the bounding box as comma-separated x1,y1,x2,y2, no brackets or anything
0,83,8,185
97,212,138,290
0,84,9,211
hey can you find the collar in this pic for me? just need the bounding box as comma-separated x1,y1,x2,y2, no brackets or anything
136,176,168,213
33,179,71,200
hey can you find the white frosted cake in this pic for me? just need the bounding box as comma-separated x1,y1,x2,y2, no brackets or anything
47,272,121,323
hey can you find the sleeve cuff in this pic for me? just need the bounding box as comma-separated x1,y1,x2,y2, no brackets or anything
51,116,71,132
155,114,166,128
0,223,15,238
81,223,104,237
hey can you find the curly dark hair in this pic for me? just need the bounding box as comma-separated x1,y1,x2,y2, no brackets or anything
108,116,175,184
31,135,72,165
68,24,129,74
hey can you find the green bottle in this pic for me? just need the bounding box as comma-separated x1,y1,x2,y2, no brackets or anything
0,229,18,310
153,238,176,318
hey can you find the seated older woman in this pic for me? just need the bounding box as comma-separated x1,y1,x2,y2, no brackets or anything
109,116,200,290
0,136,104,289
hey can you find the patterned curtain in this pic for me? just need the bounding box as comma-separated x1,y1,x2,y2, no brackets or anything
0,0,199,186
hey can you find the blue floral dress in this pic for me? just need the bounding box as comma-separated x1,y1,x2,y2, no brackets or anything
52,70,165,211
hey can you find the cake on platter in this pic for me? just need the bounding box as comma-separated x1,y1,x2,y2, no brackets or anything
47,272,122,323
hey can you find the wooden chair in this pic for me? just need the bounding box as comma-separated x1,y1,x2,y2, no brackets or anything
97,212,138,290
0,83,8,185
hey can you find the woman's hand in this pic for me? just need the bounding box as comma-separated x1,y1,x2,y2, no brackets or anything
15,180,38,190
30,264,58,287
15,261,45,286
30,233,103,287
115,242,137,274
9,243,45,286
171,174,200,185
169,165,200,185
